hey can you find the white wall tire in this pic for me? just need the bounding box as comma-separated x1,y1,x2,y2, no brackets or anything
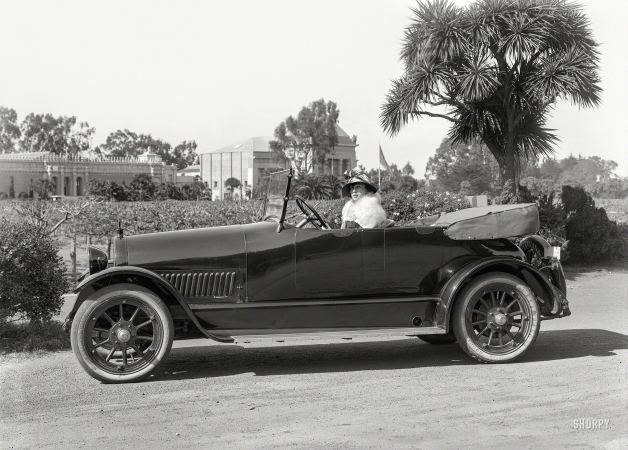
452,273,540,363
70,284,173,383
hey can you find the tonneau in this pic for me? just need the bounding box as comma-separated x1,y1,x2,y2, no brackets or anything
435,203,539,240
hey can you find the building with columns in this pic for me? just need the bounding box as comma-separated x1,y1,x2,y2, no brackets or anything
0,151,178,199
199,124,358,200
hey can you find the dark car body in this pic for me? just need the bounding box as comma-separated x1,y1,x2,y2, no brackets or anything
65,169,570,382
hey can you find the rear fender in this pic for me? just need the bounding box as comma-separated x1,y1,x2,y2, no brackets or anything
435,257,562,331
68,266,233,343
520,235,567,295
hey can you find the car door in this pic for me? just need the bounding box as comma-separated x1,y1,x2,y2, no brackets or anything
295,228,362,294
384,226,443,291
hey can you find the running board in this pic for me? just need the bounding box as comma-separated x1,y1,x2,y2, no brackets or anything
208,326,446,344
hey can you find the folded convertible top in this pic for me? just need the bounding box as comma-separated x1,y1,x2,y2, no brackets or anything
434,203,539,240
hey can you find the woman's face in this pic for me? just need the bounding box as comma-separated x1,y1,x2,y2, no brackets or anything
350,183,367,201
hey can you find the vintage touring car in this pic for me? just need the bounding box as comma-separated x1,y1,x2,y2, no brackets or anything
64,169,570,383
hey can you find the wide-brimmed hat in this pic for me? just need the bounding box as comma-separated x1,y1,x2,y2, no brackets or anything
342,167,378,197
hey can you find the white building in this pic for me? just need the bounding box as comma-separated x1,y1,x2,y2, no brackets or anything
198,124,358,200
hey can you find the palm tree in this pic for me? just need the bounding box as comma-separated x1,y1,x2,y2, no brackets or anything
381,0,601,194
294,174,333,200
325,174,344,199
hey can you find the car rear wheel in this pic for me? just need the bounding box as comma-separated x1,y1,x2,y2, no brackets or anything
452,273,540,363
71,284,173,383
418,329,457,344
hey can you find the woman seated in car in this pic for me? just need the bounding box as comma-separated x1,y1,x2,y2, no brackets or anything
341,168,387,229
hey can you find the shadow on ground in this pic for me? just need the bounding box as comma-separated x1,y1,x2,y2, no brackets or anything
153,328,628,382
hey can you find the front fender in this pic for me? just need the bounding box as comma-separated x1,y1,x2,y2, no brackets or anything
435,257,568,331
67,266,233,343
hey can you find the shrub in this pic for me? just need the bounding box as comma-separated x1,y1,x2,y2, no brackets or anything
0,219,69,323
493,180,536,204
382,189,470,225
561,185,628,264
535,191,567,249
295,190,470,228
491,185,628,264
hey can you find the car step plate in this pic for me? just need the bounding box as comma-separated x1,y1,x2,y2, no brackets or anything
211,327,446,344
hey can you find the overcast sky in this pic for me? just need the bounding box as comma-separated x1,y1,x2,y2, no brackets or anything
1,0,627,176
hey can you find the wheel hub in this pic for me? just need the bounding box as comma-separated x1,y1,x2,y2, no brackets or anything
111,322,136,346
116,329,131,343
487,307,509,330
494,312,507,326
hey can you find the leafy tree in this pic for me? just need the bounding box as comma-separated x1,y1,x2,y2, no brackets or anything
224,177,242,191
181,177,210,200
29,179,56,200
20,113,95,155
597,178,628,199
399,175,419,193
96,129,171,160
154,182,184,200
168,141,198,170
127,173,156,201
224,177,242,199
519,154,625,197
425,139,498,194
402,162,415,177
269,99,340,177
97,129,197,169
365,163,423,194
87,179,129,201
378,178,397,194
538,158,562,182
381,0,601,194
0,106,21,153
560,156,616,185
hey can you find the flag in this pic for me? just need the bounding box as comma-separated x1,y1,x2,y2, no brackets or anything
379,145,390,171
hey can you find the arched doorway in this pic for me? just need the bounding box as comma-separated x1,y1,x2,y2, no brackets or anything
76,177,83,196
64,177,70,196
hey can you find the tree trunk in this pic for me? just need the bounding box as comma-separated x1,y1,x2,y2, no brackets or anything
71,236,77,274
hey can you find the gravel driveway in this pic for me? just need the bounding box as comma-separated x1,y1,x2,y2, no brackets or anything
1,269,627,449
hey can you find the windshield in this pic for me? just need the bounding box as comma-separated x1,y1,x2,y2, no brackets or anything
262,169,291,220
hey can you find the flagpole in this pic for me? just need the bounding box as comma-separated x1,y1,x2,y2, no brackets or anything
378,141,381,189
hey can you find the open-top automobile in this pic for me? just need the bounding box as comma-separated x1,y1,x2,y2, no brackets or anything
64,169,570,382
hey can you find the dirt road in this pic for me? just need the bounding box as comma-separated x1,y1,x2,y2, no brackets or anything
1,269,627,449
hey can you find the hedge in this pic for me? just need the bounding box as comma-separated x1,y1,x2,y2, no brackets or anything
2,185,626,266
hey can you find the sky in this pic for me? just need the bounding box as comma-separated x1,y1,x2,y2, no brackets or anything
1,0,627,176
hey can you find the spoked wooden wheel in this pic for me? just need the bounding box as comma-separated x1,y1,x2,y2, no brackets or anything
453,273,540,363
71,285,173,383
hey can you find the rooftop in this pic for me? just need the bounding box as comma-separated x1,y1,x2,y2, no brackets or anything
198,124,355,155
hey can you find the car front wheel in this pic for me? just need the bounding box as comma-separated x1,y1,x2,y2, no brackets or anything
452,273,540,363
71,284,173,383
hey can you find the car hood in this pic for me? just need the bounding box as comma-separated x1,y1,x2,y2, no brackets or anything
115,224,246,271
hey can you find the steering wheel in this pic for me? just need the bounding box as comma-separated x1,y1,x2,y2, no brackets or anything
295,196,329,230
